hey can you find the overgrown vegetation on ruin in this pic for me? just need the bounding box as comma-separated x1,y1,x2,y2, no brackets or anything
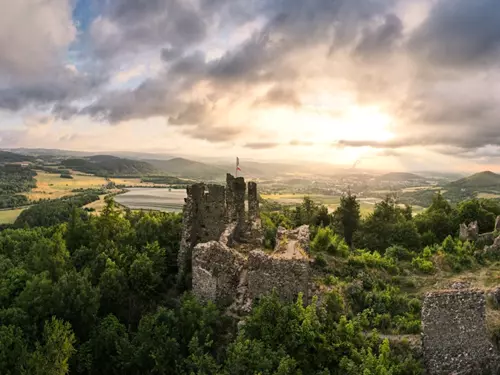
3,188,500,373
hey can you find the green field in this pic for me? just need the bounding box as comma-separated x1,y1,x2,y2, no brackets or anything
0,208,25,224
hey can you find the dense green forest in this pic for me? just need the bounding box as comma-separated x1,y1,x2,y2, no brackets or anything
61,155,157,177
0,165,37,209
3,189,500,374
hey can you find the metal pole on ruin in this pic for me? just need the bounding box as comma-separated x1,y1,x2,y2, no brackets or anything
235,157,238,177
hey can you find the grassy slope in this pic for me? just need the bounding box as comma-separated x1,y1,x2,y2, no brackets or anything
0,208,26,224
449,171,500,189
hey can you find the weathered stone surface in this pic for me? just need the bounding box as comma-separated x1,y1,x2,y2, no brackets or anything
247,250,310,302
275,225,310,255
459,221,479,242
192,241,246,306
233,177,246,234
178,183,228,285
248,182,259,222
422,289,500,375
178,183,205,285
199,184,226,242
226,174,236,223
450,281,471,290
496,216,500,232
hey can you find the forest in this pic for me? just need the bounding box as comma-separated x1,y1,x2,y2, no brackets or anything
0,165,37,209
2,190,500,374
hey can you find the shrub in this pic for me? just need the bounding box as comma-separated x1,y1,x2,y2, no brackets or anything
411,256,435,274
314,253,327,269
385,245,413,262
311,227,349,257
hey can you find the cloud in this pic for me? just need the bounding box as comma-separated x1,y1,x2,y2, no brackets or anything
257,86,301,107
244,142,281,149
354,14,403,58
0,67,104,112
90,0,206,59
0,0,76,79
408,0,500,68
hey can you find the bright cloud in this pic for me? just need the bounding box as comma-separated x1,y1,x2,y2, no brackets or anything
1,0,500,171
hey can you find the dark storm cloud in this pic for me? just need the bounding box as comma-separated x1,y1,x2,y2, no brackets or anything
0,68,103,112
91,0,206,58
354,14,403,58
409,0,500,68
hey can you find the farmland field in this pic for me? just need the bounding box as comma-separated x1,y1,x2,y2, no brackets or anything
110,177,169,187
0,208,26,224
261,193,425,217
27,171,108,201
115,188,186,212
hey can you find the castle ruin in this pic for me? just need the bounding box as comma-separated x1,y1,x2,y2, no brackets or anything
422,288,500,375
178,174,311,313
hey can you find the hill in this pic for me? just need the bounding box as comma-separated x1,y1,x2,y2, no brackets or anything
61,155,157,176
147,158,226,180
375,172,424,181
0,151,35,163
449,171,500,189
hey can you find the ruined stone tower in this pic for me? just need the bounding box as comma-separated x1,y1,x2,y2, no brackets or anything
178,174,311,312
177,174,260,287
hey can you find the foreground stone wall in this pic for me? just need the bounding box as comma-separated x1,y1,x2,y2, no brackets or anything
192,241,246,306
422,289,499,375
247,250,310,302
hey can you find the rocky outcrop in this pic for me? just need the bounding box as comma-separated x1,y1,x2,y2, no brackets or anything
247,250,310,302
192,241,246,306
422,289,500,375
459,221,479,242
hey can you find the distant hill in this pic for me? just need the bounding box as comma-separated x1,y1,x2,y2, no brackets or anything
147,158,227,180
375,172,424,182
62,155,157,176
448,171,500,189
0,151,35,163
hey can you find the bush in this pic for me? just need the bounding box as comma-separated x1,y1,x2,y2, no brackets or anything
311,227,349,257
412,256,435,274
314,253,327,269
385,245,413,262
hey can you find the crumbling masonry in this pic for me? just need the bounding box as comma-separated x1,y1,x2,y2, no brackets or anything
178,174,311,312
422,288,500,375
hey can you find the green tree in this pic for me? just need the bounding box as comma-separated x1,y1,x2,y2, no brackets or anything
0,325,28,374
78,315,132,375
28,317,76,375
333,192,361,247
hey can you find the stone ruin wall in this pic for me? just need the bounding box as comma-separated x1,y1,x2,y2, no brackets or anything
247,250,310,302
178,174,261,286
180,174,311,309
192,241,246,306
421,289,500,375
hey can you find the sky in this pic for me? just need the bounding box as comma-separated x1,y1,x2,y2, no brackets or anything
1,0,500,172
